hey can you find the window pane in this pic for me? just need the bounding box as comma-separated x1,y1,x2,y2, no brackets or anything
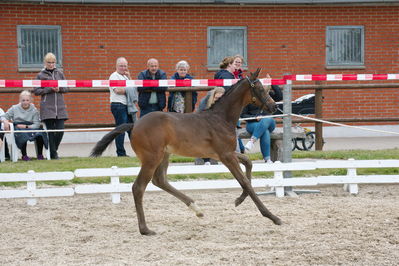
208,27,247,68
327,26,364,66
17,25,62,69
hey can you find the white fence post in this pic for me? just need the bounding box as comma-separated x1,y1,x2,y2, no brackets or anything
274,170,285,198
26,170,37,206
345,158,359,194
110,166,121,204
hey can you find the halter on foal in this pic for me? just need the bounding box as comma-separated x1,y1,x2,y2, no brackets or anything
91,68,282,235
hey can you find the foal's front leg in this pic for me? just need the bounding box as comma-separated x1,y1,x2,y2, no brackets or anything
235,152,252,207
152,153,204,218
220,152,282,225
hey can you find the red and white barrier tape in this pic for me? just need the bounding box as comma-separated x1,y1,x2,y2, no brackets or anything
2,73,399,88
284,74,399,81
0,78,286,88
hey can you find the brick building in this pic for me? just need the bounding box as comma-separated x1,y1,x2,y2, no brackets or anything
0,0,398,128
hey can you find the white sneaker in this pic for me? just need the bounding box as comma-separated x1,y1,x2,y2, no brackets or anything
265,159,273,164
204,162,211,165
245,140,254,151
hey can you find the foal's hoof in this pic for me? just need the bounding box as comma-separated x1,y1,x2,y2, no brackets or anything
272,217,283,225
189,202,204,218
235,197,245,207
140,229,157,236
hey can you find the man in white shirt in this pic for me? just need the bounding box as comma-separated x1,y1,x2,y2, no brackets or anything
109,57,138,157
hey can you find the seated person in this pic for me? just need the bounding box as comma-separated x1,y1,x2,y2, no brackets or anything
0,107,10,160
196,87,225,165
168,60,197,113
240,82,283,163
198,86,225,112
0,91,47,161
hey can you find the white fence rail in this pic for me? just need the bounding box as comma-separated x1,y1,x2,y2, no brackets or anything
0,170,74,205
1,159,399,205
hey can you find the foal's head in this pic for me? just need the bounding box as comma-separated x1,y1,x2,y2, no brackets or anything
246,68,277,114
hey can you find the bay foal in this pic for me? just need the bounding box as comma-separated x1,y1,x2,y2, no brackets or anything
92,69,282,235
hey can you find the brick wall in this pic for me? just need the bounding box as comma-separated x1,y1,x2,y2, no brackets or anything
0,3,398,125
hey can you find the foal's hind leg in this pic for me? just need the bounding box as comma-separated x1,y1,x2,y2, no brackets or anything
219,152,282,225
132,155,164,236
235,152,252,207
152,153,204,217
133,168,156,235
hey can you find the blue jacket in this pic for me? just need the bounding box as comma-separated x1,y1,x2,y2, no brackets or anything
214,69,235,91
137,69,167,110
214,69,235,80
167,73,198,112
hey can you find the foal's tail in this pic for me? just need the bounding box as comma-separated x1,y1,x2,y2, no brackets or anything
90,123,135,157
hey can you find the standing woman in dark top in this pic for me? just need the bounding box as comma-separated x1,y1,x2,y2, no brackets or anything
214,56,236,91
33,52,69,159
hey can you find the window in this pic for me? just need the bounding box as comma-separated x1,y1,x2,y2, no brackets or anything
207,26,247,69
17,25,62,71
326,26,364,68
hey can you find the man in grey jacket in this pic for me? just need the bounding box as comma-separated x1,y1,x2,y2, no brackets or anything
33,52,68,159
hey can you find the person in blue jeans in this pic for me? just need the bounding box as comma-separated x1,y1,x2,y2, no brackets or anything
240,81,283,163
109,57,137,157
244,117,276,163
111,103,132,156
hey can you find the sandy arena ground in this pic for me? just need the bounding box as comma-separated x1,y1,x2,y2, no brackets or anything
1,184,398,265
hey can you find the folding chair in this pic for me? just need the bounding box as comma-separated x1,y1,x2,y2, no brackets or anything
0,123,18,162
0,123,51,162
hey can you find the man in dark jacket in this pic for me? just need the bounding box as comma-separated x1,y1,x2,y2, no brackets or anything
137,58,167,117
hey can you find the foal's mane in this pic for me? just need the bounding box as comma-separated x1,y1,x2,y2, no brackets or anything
206,78,247,111
223,77,248,98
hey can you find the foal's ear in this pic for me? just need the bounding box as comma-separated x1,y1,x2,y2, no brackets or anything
250,68,262,79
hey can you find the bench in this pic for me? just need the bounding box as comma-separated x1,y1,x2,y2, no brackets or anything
238,127,305,162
